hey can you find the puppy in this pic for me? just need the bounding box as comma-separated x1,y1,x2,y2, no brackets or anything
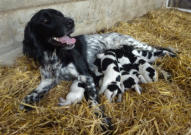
96,51,121,102
58,80,85,106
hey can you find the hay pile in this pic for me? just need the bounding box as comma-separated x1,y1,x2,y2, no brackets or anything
0,9,191,135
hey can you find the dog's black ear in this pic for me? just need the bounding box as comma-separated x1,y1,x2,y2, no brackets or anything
23,22,42,62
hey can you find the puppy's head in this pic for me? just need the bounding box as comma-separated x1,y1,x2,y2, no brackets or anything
23,9,76,59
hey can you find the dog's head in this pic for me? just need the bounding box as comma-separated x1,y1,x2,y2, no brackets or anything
23,9,76,61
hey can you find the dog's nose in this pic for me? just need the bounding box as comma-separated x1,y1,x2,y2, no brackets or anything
65,18,74,28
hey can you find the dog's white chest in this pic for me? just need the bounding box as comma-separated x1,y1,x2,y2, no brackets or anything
41,52,79,81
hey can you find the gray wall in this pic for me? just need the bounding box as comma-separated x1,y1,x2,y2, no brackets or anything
0,0,165,65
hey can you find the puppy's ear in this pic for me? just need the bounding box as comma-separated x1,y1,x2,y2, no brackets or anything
23,22,42,62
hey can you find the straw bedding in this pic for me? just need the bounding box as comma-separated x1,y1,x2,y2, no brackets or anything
0,9,191,135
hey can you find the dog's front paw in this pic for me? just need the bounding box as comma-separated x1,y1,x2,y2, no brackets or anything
19,93,39,111
19,104,33,111
19,98,33,111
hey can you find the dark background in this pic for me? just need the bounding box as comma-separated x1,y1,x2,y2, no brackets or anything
168,0,191,9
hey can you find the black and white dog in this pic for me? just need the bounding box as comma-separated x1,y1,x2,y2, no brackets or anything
20,9,176,132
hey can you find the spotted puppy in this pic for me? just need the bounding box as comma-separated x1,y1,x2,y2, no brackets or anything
120,64,145,94
58,80,85,106
96,51,122,102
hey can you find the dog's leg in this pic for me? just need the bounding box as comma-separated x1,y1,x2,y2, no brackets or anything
103,33,177,58
72,50,113,134
20,65,59,111
20,78,57,111
120,33,176,56
78,75,113,134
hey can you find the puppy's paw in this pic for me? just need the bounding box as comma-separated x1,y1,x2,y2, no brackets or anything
116,93,123,102
160,70,172,81
58,97,69,106
134,85,142,95
138,74,148,83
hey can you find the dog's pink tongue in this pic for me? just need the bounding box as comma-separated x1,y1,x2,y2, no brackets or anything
59,36,76,45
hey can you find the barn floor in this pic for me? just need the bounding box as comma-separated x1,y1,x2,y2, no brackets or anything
0,9,191,135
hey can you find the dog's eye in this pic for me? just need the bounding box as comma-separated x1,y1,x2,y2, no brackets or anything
41,18,49,24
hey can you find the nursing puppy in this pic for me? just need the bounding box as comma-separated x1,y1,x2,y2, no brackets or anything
58,80,85,106
96,51,121,102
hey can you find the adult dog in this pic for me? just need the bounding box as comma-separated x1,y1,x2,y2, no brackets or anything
20,9,176,133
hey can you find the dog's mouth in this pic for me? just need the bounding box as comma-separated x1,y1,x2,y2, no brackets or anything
51,35,76,46
48,33,76,50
